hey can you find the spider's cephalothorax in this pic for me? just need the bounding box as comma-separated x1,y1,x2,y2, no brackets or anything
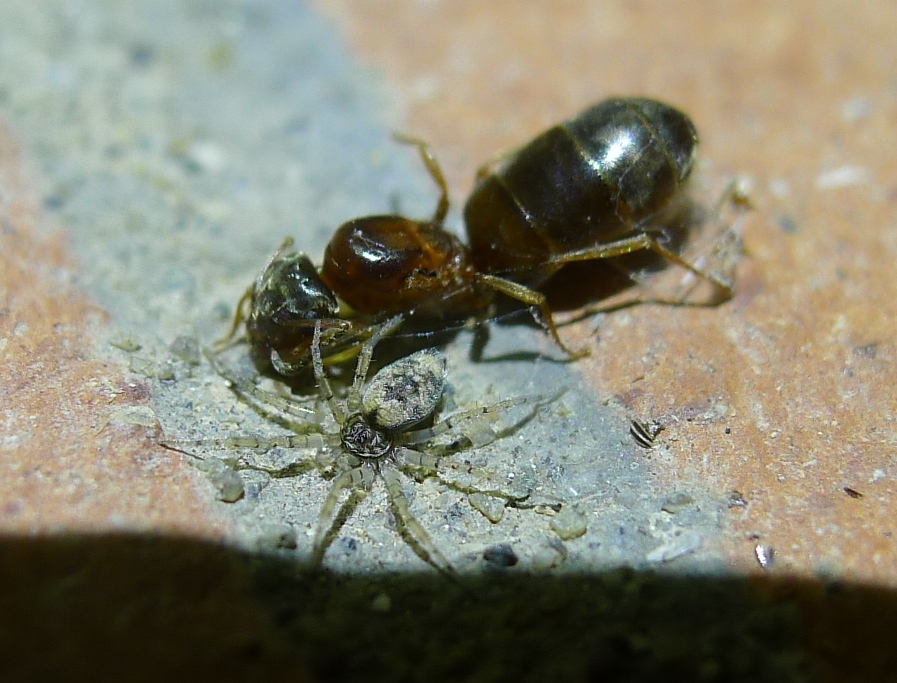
163,315,550,574
340,414,392,459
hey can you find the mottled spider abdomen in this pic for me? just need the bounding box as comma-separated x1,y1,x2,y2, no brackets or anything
362,348,447,432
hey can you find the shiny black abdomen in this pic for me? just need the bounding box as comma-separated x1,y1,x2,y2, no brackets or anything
464,97,698,283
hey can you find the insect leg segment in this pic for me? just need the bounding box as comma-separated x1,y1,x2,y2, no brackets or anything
392,133,450,224
544,232,735,300
202,347,316,424
474,272,590,358
311,462,376,565
348,314,405,413
214,287,253,351
403,393,552,449
396,447,526,503
161,432,332,453
312,319,346,424
379,465,455,575
397,447,496,481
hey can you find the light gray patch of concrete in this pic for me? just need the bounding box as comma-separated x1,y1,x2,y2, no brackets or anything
0,0,730,576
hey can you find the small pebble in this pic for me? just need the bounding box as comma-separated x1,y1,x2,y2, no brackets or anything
169,334,201,365
205,460,245,502
550,504,588,540
661,492,696,514
469,492,505,523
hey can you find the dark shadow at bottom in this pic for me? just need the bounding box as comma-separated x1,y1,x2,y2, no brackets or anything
1,532,892,682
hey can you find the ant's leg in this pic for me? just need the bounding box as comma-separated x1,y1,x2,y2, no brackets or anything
473,146,518,182
474,273,590,359
545,233,735,302
392,134,449,224
714,176,754,216
213,287,252,351
662,177,751,304
698,176,751,292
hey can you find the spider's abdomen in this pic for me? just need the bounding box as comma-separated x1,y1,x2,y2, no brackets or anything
362,348,447,432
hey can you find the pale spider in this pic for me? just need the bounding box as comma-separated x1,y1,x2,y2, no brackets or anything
163,315,554,573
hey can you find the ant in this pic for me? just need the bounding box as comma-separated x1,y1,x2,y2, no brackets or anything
226,97,741,376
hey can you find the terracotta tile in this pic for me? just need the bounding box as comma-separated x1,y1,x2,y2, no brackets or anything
0,123,228,538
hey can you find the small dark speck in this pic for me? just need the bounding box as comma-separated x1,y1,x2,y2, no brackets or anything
339,537,358,555
104,144,126,160
2,501,23,517
444,502,465,522
843,487,864,499
283,115,311,136
852,343,878,359
240,639,265,661
824,580,845,596
483,543,518,568
130,44,155,67
726,490,748,508
43,194,65,210
777,213,799,234
724,427,732,435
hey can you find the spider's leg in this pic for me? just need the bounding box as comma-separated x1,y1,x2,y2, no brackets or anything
403,391,558,447
397,447,497,483
204,347,316,426
236,437,341,478
396,448,528,502
311,462,374,565
161,432,333,454
309,489,367,569
346,314,405,413
312,320,345,424
379,464,455,575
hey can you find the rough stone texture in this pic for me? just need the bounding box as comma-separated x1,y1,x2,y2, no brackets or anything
0,124,226,538
1,0,895,680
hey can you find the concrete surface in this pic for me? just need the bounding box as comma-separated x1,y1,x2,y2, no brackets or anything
1,1,895,680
